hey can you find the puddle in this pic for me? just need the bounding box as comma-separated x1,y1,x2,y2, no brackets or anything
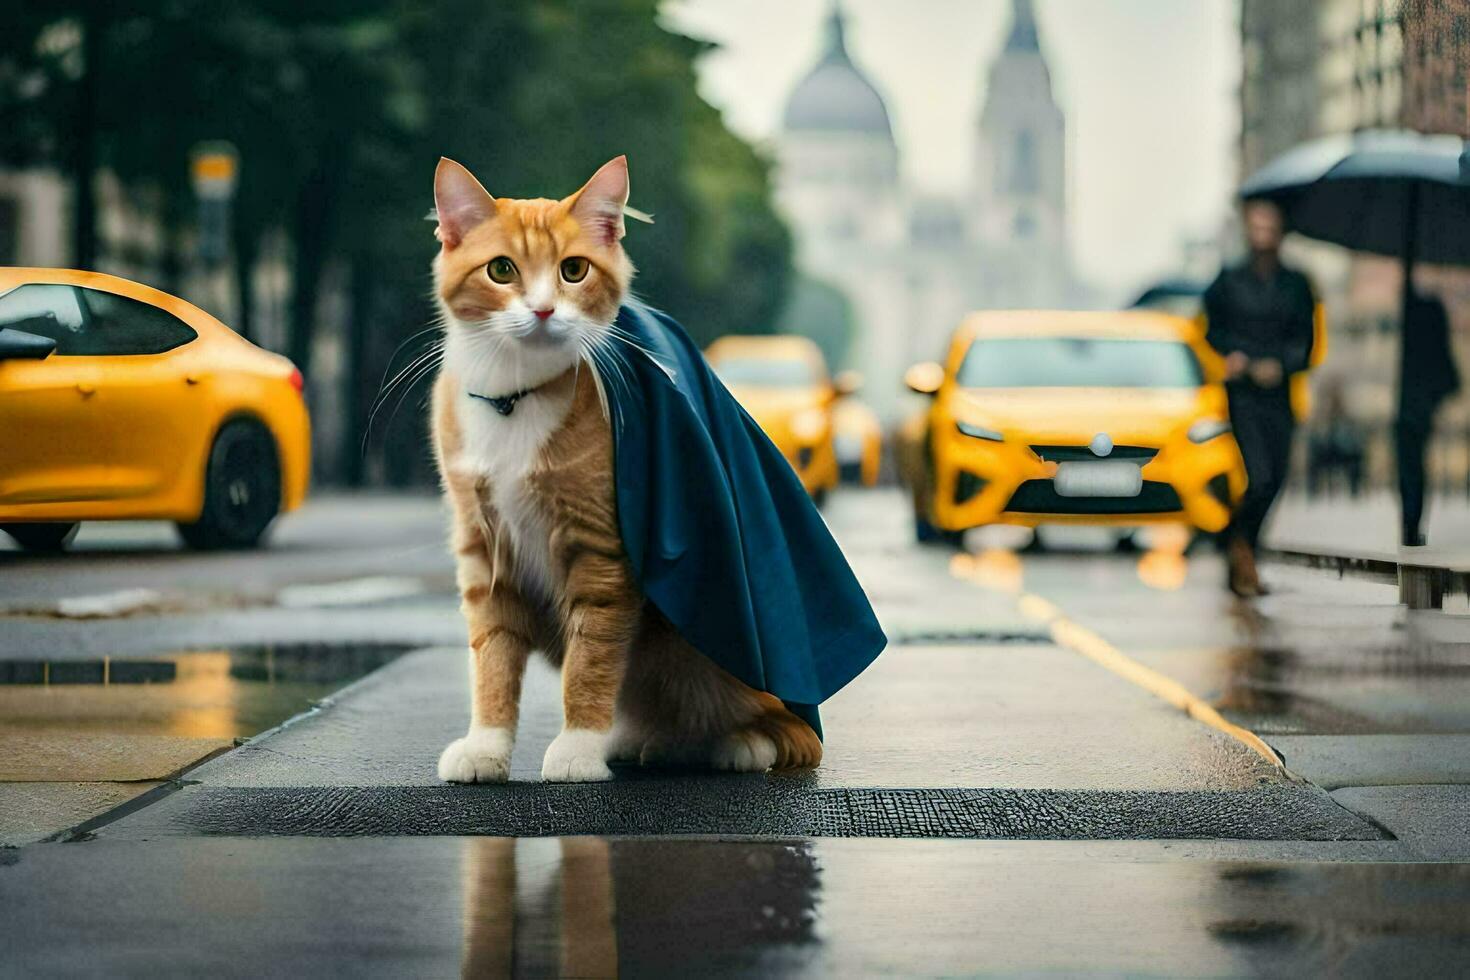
1211,642,1470,735
0,643,410,740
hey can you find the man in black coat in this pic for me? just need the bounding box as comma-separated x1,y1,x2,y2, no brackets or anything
1203,199,1316,597
1396,288,1459,546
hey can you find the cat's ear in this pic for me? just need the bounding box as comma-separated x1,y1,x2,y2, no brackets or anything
433,158,496,249
570,156,630,247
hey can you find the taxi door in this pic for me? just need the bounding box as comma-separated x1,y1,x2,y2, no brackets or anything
0,283,108,508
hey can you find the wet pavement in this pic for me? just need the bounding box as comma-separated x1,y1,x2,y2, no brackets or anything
2,489,1469,972
5,837,1468,977
0,644,406,845
95,647,1373,842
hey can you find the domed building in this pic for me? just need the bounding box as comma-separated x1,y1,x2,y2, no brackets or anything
775,0,1087,418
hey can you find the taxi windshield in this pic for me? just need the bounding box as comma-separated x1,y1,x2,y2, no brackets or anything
956,337,1202,389
714,357,819,387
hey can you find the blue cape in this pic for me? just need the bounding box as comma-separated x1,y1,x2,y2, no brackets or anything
607,303,887,738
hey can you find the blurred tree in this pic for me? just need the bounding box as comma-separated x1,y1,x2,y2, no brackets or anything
0,0,792,486
398,0,792,346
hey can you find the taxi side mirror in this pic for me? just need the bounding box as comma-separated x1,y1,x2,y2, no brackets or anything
904,361,944,396
0,327,57,361
833,370,863,397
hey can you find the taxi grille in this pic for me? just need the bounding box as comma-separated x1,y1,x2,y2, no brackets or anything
1005,480,1182,515
1030,444,1159,463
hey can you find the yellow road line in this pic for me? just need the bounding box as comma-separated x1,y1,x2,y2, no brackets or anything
1026,598,1282,766
950,553,1283,768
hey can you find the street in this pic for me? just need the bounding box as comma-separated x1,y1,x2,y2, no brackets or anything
3,488,1468,974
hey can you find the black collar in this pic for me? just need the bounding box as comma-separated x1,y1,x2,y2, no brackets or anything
466,385,537,416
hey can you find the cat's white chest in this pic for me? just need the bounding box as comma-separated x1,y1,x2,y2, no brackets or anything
454,388,572,600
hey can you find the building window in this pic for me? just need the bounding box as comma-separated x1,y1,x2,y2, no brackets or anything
1012,130,1039,194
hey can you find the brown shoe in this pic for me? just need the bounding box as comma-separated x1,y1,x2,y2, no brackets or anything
1227,537,1262,598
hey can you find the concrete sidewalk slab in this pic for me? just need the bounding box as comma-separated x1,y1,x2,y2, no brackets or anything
0,733,231,782
0,782,160,846
1332,785,1470,860
1267,735,1470,789
1268,493,1470,557
90,646,1383,842
151,645,1290,794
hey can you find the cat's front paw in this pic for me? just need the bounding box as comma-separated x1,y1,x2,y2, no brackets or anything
712,728,779,772
438,726,514,783
541,728,613,782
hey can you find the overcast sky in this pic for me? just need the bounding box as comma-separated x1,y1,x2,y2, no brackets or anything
662,0,1241,301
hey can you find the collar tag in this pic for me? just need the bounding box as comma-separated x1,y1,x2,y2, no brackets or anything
467,389,527,416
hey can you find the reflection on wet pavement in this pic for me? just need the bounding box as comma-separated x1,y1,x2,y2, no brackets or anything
0,643,408,739
959,543,1470,739
1137,548,1190,591
462,838,821,977
456,839,1466,976
0,643,409,845
1213,637,1470,735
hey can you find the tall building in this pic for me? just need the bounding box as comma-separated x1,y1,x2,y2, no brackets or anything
776,0,1085,419
1241,0,1467,177
1400,0,1470,137
1238,0,1470,487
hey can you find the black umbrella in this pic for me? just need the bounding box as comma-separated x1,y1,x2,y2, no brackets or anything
1239,129,1470,312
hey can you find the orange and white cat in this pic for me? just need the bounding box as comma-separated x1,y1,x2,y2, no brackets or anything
430,156,821,783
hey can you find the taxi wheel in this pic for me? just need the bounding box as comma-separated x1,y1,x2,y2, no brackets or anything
914,511,961,546
2,522,79,553
914,511,941,543
177,419,281,551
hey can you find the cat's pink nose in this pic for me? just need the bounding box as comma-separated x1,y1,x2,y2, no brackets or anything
534,308,554,320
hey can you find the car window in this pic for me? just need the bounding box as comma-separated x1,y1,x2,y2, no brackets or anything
957,338,1203,389
0,283,87,352
714,356,819,387
77,288,197,355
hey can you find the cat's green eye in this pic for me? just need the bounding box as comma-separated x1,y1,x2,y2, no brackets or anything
560,257,590,283
487,257,518,283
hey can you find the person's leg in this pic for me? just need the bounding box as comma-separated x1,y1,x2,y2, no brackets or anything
1248,402,1296,551
1231,395,1293,553
1396,415,1430,545
1224,391,1273,595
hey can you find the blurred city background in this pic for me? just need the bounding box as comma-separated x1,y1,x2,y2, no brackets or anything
1,0,1466,491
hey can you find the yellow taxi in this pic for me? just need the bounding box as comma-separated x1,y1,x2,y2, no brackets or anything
832,398,882,487
899,310,1246,542
0,268,310,552
705,334,860,503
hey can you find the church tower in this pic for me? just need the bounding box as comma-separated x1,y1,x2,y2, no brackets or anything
777,3,909,418
777,3,902,266
974,0,1067,265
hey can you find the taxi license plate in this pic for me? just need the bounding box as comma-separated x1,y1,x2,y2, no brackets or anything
1053,461,1143,498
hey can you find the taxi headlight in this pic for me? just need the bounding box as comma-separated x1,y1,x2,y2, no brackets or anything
956,419,1005,442
1188,418,1232,444
791,408,827,443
